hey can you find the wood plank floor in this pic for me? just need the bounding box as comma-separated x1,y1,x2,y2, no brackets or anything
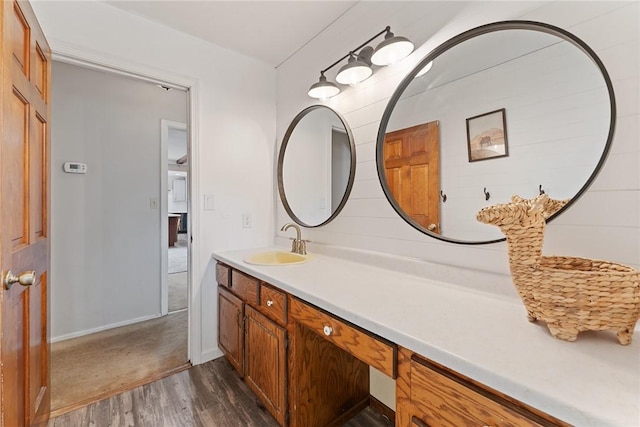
49,357,393,427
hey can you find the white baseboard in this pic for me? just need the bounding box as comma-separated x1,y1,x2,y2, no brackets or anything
198,348,223,365
51,313,162,343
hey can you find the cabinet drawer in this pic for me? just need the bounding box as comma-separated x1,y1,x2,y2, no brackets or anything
410,355,553,427
290,297,396,378
258,284,287,325
230,270,259,306
216,263,230,287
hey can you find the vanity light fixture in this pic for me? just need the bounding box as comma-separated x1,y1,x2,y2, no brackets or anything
335,47,373,86
371,27,415,66
308,71,340,99
308,26,414,99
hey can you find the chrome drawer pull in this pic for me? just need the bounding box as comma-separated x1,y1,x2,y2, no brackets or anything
323,325,333,336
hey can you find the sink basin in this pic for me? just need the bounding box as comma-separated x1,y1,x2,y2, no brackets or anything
244,251,313,266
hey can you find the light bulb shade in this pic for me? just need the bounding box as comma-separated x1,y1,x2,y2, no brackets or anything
308,73,340,99
371,31,414,66
415,61,434,78
335,55,373,85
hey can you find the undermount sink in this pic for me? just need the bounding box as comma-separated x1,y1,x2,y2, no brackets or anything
244,251,313,266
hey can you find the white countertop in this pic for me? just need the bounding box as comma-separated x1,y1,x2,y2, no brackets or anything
213,247,640,427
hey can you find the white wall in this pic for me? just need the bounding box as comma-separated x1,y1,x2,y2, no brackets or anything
33,1,276,362
276,1,639,275
51,61,187,340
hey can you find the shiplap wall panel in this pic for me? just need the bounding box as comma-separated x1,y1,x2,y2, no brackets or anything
276,1,640,273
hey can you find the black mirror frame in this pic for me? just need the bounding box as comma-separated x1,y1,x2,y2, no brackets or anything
278,105,357,228
375,20,616,245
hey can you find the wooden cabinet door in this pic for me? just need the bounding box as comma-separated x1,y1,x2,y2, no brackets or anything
218,286,244,374
245,305,286,426
1,1,51,426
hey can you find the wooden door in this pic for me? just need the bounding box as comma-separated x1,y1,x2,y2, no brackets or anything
1,1,51,426
218,287,244,374
245,305,286,426
383,121,440,233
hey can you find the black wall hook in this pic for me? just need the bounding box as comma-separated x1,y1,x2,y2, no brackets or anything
484,187,490,201
440,190,447,203
539,184,546,195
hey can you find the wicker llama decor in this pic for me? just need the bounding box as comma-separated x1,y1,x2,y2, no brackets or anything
476,194,640,344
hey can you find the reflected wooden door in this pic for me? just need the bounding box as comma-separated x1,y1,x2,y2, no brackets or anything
1,1,51,426
383,121,440,233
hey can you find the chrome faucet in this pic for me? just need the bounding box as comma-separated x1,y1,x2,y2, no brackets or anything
280,223,307,255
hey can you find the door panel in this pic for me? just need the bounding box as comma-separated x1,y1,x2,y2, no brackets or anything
34,44,47,97
29,272,48,422
1,1,51,425
245,306,286,425
3,289,27,426
10,1,29,74
7,88,29,248
31,112,46,238
383,121,440,233
218,286,244,374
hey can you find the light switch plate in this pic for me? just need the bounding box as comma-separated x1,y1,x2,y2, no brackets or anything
204,194,215,211
242,213,252,229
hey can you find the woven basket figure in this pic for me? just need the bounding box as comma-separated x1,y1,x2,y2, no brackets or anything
476,194,640,344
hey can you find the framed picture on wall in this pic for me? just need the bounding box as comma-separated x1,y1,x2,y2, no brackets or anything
466,108,509,162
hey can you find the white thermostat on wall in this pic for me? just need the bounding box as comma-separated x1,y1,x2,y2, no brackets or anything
63,162,87,174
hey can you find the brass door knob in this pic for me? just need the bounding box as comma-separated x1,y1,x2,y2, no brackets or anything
4,270,36,290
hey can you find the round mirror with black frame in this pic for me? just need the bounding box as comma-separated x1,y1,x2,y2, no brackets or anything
278,105,356,227
376,20,616,244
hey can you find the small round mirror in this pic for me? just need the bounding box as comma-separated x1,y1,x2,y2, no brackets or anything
278,105,356,227
376,21,615,244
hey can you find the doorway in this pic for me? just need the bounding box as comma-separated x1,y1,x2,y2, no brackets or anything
48,60,191,415
162,120,189,315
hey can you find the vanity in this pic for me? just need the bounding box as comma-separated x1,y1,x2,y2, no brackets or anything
214,248,639,427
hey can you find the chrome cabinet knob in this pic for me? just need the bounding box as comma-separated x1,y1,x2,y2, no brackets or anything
323,325,333,336
4,270,36,290
266,300,274,307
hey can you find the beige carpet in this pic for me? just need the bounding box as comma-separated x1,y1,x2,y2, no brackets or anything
168,272,188,312
51,311,188,415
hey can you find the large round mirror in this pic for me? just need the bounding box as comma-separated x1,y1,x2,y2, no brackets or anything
278,105,356,227
376,21,615,244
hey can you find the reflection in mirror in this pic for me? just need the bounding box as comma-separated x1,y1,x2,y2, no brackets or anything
278,105,356,227
377,21,615,244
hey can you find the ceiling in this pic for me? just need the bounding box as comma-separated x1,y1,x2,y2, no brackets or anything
104,1,358,68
